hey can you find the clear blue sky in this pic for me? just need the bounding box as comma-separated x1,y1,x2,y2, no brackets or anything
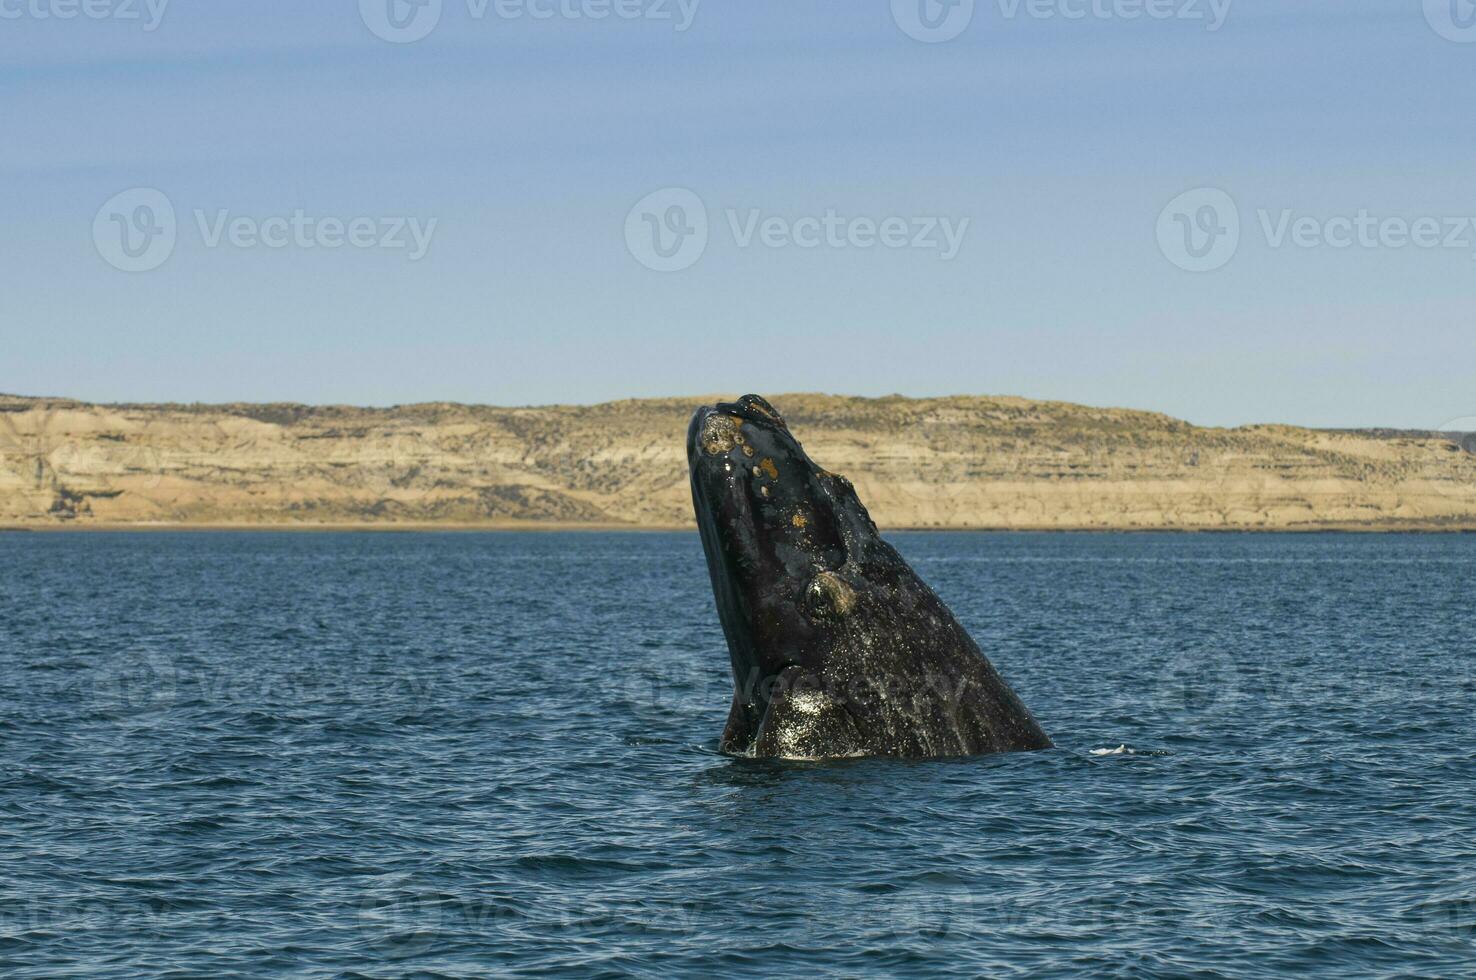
2,0,1472,428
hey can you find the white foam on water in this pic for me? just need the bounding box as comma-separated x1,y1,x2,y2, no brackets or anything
1090,745,1134,756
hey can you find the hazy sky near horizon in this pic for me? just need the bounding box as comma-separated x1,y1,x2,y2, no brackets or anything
2,0,1473,428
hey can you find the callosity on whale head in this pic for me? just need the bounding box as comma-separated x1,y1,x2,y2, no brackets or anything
687,394,1052,760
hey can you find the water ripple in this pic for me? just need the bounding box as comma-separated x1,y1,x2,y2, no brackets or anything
1,531,1473,977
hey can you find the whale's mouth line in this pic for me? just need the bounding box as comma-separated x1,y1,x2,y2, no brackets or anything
689,460,760,691
688,401,799,718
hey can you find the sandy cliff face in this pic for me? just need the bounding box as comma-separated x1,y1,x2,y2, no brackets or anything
2,392,1474,529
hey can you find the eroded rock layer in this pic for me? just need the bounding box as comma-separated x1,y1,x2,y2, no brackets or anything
2,393,1473,529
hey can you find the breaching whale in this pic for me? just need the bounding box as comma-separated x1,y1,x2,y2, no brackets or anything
688,395,1052,760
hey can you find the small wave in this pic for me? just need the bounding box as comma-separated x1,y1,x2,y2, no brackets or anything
1088,745,1172,757
511,854,650,876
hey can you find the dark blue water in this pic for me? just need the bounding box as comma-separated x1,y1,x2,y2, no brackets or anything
2,531,1473,977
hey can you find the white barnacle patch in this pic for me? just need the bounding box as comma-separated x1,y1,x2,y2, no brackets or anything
804,571,856,620
700,413,743,455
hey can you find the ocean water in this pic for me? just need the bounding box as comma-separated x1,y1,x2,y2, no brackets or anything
1,530,1473,978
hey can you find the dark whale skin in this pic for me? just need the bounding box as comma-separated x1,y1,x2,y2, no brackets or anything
688,395,1052,760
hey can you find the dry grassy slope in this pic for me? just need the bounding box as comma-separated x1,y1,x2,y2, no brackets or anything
1,392,1474,529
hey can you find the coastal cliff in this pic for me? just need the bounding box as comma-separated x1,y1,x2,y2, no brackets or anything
2,392,1473,530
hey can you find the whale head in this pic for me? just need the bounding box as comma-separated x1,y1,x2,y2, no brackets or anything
687,395,877,741
687,394,1052,759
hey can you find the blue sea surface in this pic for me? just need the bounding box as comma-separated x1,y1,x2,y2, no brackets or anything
1,531,1473,977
